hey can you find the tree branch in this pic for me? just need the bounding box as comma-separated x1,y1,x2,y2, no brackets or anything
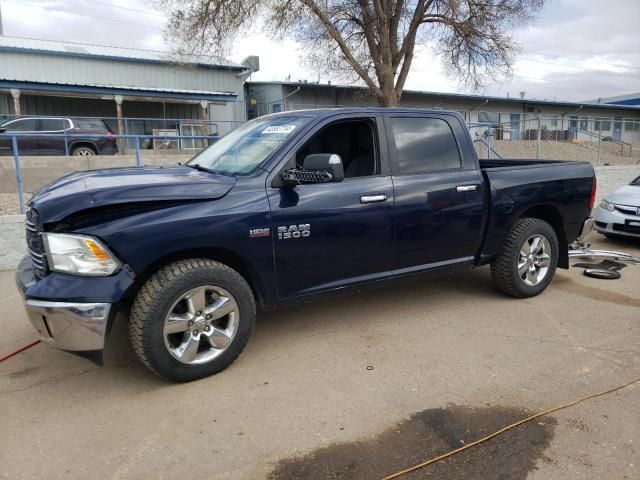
299,0,383,97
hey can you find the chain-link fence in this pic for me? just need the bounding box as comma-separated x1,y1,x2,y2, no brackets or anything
467,113,639,166
254,102,640,165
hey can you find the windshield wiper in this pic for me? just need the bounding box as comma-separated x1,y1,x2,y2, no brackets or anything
187,163,218,174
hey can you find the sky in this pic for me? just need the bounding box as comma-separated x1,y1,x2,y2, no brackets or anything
1,0,638,102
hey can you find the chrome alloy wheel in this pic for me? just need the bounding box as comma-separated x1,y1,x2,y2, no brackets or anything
163,285,239,365
518,234,552,286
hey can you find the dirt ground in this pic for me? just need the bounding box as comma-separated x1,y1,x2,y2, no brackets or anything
0,234,639,480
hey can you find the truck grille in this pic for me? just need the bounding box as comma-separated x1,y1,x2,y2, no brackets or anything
25,208,48,279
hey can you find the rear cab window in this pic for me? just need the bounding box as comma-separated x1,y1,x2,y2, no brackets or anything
388,116,462,174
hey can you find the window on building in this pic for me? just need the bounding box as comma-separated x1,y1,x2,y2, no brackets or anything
549,118,558,127
579,119,588,130
624,120,640,132
478,112,500,125
594,120,611,131
2,118,38,131
390,117,462,174
271,103,282,113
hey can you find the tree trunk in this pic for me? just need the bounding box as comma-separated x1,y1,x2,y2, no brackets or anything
378,78,399,106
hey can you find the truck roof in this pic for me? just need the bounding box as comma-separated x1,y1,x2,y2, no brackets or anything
274,107,460,118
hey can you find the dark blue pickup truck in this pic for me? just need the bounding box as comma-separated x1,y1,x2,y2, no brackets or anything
16,108,597,381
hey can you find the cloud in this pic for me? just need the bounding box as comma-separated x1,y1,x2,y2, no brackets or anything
3,0,639,101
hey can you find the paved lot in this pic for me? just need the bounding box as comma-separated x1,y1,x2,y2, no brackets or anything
1,234,638,479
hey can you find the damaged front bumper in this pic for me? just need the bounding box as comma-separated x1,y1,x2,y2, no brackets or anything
15,255,134,363
24,300,112,352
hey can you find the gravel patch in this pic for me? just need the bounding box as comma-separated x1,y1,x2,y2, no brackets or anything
0,193,27,216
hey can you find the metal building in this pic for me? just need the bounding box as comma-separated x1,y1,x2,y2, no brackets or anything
246,81,640,144
0,36,259,137
587,92,640,107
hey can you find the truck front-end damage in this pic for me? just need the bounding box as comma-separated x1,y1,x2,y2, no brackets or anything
15,165,236,364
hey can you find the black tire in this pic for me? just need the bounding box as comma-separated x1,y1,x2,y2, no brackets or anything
71,145,96,156
129,259,255,382
490,218,559,298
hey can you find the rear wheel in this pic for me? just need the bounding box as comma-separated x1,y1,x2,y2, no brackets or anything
130,259,255,382
71,145,96,156
491,218,559,298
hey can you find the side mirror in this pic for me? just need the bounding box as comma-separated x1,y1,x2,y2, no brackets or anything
303,154,344,182
280,153,344,187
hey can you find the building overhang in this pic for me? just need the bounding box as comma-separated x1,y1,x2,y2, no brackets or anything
0,80,238,103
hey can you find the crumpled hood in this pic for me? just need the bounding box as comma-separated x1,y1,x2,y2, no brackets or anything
29,166,236,222
608,184,640,207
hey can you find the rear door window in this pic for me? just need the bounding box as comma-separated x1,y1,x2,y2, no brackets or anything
39,119,71,131
389,117,462,174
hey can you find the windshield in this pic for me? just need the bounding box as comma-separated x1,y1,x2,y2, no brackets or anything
187,115,309,175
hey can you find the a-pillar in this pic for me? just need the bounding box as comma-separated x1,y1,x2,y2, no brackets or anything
10,89,20,116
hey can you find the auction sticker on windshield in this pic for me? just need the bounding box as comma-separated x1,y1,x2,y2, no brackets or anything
262,125,297,135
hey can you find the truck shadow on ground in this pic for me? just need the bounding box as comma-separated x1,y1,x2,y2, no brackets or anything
108,267,497,363
3,267,501,389
268,404,556,480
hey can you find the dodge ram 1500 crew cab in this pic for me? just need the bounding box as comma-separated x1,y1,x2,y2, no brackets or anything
16,108,597,381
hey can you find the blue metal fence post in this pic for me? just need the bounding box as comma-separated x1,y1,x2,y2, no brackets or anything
124,118,129,151
11,136,26,214
63,118,70,156
135,136,141,167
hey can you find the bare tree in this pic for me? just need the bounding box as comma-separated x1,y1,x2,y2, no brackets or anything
162,0,544,106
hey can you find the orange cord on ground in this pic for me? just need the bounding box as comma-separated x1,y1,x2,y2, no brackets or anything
383,376,640,480
0,340,40,363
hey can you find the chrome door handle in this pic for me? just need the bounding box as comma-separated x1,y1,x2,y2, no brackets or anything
360,194,387,204
456,185,478,192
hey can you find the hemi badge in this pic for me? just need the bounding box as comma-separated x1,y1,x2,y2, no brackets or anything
249,228,271,238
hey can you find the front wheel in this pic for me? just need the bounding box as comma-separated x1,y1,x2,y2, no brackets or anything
130,259,255,382
490,218,559,298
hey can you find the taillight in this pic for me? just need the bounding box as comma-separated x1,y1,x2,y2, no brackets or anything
105,131,116,142
588,176,597,210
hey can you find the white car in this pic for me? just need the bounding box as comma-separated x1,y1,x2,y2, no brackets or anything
594,175,640,239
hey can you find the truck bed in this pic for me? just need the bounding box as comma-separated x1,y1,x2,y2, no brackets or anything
479,158,576,170
478,158,595,265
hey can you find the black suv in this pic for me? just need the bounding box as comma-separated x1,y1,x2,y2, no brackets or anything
0,117,118,156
